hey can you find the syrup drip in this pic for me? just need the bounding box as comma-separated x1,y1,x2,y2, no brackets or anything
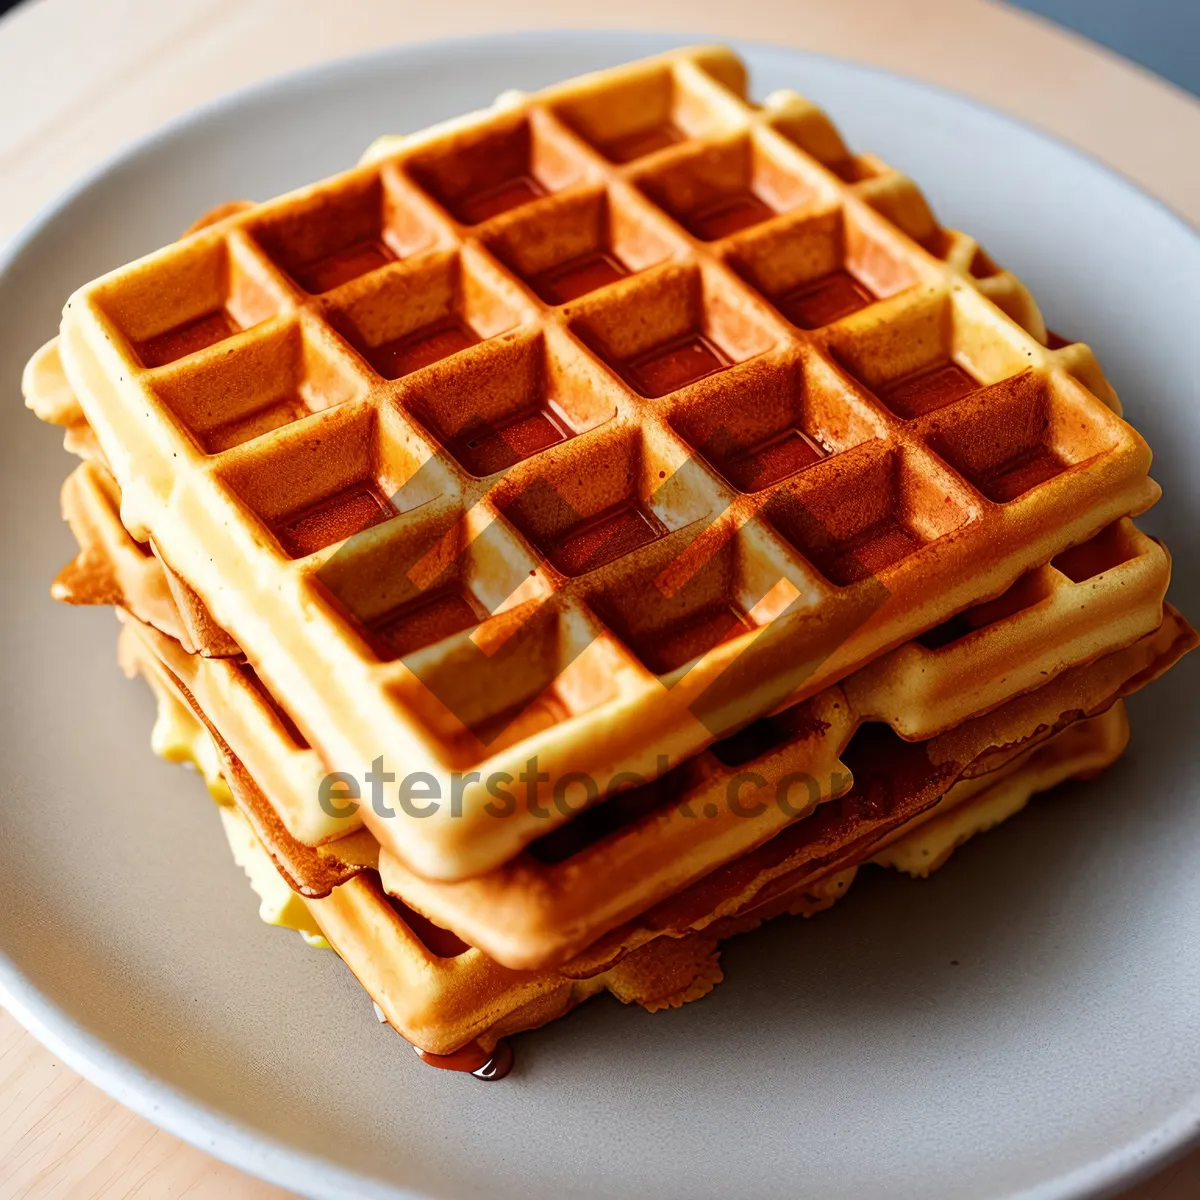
414,1038,514,1080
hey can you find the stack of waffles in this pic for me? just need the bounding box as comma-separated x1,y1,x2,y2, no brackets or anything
25,47,1195,1076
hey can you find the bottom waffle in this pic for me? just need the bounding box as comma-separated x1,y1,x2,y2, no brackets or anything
134,621,1128,1063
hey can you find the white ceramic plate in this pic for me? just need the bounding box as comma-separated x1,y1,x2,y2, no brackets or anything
1,31,1197,1200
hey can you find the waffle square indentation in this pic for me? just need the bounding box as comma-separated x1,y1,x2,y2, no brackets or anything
588,520,810,676
367,589,490,661
407,113,588,226
325,251,525,381
1051,521,1140,583
670,357,881,494
96,237,286,369
136,311,241,368
825,289,1032,421
248,170,440,294
920,371,1115,504
550,60,743,165
151,321,369,454
214,403,442,560
636,133,818,242
917,567,1056,649
399,331,615,477
495,425,719,579
880,361,980,420
570,263,775,399
726,206,918,332
763,441,971,586
274,482,397,559
484,187,674,306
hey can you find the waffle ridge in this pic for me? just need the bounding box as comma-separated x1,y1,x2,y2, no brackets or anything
51,46,1161,879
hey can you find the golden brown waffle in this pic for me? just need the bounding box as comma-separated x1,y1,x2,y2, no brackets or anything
129,650,727,1057
61,448,1186,965
55,462,239,657
114,575,1191,970
128,617,1128,1057
45,46,1162,881
697,703,1130,948
118,612,370,860
65,444,1180,922
384,609,1191,971
316,706,1130,1055
843,518,1171,736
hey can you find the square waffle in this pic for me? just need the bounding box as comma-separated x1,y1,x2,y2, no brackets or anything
125,611,1130,1059
47,46,1162,881
91,487,1190,969
312,702,1133,1059
51,453,1188,963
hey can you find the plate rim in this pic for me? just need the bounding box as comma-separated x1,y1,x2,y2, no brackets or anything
2,28,1197,1200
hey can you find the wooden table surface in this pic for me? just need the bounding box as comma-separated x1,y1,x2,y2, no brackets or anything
1,1,1197,1196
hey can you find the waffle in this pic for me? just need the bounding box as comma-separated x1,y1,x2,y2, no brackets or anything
58,456,1184,965
53,461,240,658
127,610,1129,1056
315,705,1131,1054
383,607,1191,971
44,45,1162,881
110,557,1191,971
25,45,1198,1071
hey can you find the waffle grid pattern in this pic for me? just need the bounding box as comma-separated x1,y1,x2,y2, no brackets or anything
110,507,1178,969
67,455,1168,865
59,47,1158,879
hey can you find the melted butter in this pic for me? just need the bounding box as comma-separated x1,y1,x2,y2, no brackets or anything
218,806,330,948
149,679,329,948
150,682,231,805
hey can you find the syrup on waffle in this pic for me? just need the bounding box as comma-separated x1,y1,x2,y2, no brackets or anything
46,47,1161,881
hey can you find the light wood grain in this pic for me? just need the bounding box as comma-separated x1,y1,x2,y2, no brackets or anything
0,1008,294,1199
1,0,1198,1196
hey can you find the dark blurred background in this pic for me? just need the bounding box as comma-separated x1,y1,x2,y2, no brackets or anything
1007,0,1198,94
0,0,1195,94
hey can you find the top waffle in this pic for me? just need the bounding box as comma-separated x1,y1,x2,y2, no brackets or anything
53,46,1160,879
